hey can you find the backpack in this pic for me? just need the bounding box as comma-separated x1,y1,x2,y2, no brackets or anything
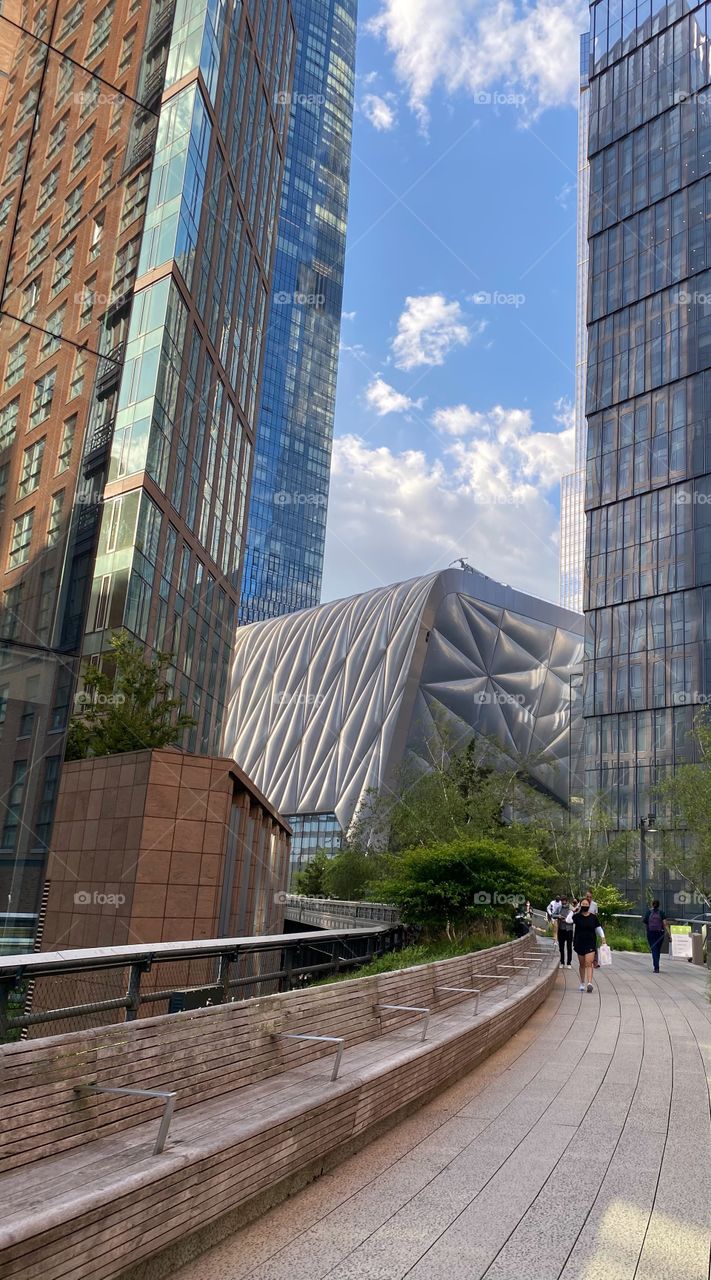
648,908,664,932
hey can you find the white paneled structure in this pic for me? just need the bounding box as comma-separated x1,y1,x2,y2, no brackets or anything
225,570,584,848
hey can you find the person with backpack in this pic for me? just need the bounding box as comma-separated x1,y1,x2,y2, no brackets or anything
554,895,573,968
644,900,668,974
547,895,562,941
573,896,606,992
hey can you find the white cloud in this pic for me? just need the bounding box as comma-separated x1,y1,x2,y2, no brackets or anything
362,92,398,131
342,310,357,321
368,0,587,125
322,403,574,604
365,376,424,416
392,294,471,370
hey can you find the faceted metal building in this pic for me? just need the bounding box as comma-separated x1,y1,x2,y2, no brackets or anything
225,569,584,869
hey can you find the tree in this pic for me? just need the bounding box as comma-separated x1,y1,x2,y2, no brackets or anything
377,836,557,940
293,851,331,896
65,631,194,760
657,710,711,905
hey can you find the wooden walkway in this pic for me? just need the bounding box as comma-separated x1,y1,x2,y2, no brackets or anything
174,952,711,1280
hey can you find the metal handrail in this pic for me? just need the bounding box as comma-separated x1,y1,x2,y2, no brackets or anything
376,1003,430,1042
435,985,481,1015
276,1033,345,1081
73,1083,177,1155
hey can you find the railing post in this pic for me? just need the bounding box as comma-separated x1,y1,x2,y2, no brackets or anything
0,979,10,1040
125,959,151,1021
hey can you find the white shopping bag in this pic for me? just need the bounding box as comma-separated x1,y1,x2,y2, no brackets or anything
598,943,612,967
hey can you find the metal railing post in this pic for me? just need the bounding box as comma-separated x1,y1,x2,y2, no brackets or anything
126,959,151,1021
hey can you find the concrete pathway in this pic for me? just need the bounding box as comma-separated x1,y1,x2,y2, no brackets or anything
175,953,711,1280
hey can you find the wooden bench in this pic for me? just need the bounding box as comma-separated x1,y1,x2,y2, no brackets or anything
0,935,555,1280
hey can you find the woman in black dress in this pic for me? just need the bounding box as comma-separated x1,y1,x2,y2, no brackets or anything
573,897,606,992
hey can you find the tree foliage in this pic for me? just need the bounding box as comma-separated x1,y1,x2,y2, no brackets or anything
377,837,557,940
65,632,194,760
657,711,711,902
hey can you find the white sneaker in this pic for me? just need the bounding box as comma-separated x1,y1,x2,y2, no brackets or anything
567,963,572,968
579,984,585,992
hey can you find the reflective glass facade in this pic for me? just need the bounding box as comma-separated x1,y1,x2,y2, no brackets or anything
561,34,591,614
240,0,357,623
0,0,295,942
584,2,711,854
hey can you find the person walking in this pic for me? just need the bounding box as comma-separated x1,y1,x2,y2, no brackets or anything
586,888,601,967
555,895,573,968
644,899,668,973
573,897,606,992
547,894,562,942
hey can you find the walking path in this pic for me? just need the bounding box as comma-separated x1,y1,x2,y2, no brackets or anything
175,953,711,1280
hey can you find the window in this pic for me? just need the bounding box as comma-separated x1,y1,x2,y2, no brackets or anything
40,304,66,357
57,417,76,472
99,147,116,197
27,220,50,271
5,335,28,388
70,124,94,175
46,115,68,161
47,491,64,546
69,352,85,399
79,78,100,121
0,193,13,229
29,371,56,427
89,213,104,260
5,132,29,181
120,168,149,230
0,398,19,449
86,1,114,61
1,760,27,850
0,583,22,639
19,280,39,322
0,685,7,728
79,280,95,328
58,0,84,42
118,27,136,74
51,241,75,295
17,438,45,498
0,462,7,510
8,510,34,569
18,678,38,737
16,86,37,126
112,236,140,298
61,181,84,236
37,168,60,219
34,754,61,850
54,60,75,110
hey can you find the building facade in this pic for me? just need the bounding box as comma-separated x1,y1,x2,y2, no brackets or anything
560,31,591,614
0,0,295,940
240,0,357,623
225,568,584,879
584,1,711,888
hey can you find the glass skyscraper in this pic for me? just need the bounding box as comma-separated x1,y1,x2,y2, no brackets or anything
0,0,295,943
560,33,591,614
240,0,357,623
584,0,711,884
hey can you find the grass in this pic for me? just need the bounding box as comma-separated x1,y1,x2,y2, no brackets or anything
313,933,512,986
602,924,649,954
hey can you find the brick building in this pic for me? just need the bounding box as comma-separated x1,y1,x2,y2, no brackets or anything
0,0,295,940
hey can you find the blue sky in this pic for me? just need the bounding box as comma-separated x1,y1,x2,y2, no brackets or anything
321,0,588,608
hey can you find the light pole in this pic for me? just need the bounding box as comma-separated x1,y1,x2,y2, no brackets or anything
639,813,657,916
